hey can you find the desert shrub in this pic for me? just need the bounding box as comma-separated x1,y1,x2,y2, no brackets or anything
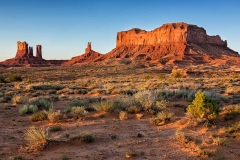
49,125,62,132
12,95,25,104
134,90,157,111
93,100,115,112
19,105,38,115
8,74,22,82
70,133,94,143
0,96,11,103
150,111,174,125
24,127,48,150
171,69,185,78
127,106,141,114
0,77,7,83
48,110,62,123
175,129,190,144
26,78,33,84
187,91,219,121
24,127,59,151
65,100,89,113
35,99,51,110
30,111,48,122
71,106,89,119
119,111,128,120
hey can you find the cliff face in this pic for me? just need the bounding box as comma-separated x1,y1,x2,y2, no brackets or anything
101,22,238,65
116,23,227,47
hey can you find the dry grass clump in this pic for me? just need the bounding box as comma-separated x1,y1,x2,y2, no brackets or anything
30,111,48,122
150,111,174,125
24,127,59,151
119,111,128,120
47,110,62,123
12,95,26,105
71,106,89,119
93,100,115,113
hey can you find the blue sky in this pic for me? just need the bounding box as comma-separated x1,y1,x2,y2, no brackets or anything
0,0,239,61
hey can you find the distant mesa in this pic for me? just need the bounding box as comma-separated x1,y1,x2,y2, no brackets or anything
1,22,240,67
0,41,66,67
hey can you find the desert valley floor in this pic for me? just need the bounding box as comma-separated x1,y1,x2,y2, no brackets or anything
0,64,240,160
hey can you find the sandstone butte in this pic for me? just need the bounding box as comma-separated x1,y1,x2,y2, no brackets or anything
1,22,240,67
0,41,66,67
65,22,240,66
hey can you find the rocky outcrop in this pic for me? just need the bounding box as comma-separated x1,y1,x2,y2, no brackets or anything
0,41,66,67
16,41,29,58
28,47,33,57
36,45,42,59
63,42,102,65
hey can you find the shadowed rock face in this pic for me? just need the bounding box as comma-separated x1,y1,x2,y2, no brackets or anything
36,45,42,59
16,41,28,58
28,47,33,57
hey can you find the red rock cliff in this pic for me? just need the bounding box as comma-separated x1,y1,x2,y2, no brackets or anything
16,41,29,58
116,22,227,47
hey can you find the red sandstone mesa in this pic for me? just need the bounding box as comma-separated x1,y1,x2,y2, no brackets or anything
36,45,42,59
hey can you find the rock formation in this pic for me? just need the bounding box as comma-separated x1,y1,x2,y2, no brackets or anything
28,47,33,57
36,45,42,59
85,42,91,53
99,22,239,65
0,41,66,67
63,42,102,65
16,41,28,58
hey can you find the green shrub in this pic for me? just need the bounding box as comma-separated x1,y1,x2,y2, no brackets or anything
187,91,219,121
8,74,22,82
30,111,48,122
19,105,38,115
35,99,51,110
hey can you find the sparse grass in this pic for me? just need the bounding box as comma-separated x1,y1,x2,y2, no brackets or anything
61,153,69,160
127,106,141,114
175,129,191,144
49,125,62,132
70,133,94,143
221,105,240,121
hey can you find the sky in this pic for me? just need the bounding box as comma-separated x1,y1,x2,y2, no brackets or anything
0,0,239,61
